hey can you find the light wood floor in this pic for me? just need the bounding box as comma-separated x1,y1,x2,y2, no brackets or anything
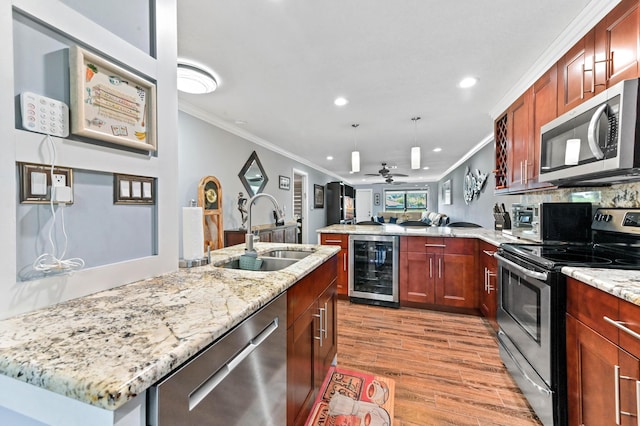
336,300,542,426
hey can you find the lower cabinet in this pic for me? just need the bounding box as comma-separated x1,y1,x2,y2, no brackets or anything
287,256,338,426
478,242,498,331
399,237,477,310
320,233,349,297
566,277,640,426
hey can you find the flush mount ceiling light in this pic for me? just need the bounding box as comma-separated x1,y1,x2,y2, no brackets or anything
411,117,421,170
459,77,477,88
334,97,349,106
351,124,360,173
177,63,217,94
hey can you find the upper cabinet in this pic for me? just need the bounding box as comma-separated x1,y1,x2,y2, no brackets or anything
494,65,556,194
496,0,640,194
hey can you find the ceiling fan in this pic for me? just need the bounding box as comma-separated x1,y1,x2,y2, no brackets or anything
365,162,408,178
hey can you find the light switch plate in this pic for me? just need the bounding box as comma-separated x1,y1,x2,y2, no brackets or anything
30,171,47,195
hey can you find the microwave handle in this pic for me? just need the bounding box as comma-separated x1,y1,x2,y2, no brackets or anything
587,103,609,160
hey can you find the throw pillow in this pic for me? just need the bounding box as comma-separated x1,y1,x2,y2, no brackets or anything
389,217,397,224
420,217,431,225
376,215,385,223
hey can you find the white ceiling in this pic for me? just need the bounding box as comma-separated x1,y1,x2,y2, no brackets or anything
177,0,600,186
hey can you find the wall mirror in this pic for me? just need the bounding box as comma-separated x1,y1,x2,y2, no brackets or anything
239,151,268,197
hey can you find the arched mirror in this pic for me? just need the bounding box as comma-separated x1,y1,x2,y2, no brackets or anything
239,151,268,197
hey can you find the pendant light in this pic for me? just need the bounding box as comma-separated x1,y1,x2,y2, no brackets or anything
351,124,360,173
411,117,421,170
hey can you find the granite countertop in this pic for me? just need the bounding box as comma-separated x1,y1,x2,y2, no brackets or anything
562,266,640,306
317,223,521,246
0,243,339,411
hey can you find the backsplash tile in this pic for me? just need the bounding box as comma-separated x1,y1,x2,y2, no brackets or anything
520,182,640,207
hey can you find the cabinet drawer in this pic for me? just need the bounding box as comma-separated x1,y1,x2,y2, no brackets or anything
445,238,476,255
320,233,348,248
567,277,619,343
401,236,445,253
617,299,640,358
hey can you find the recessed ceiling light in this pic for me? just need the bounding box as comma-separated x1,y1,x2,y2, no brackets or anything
433,147,442,152
422,166,430,170
334,97,349,106
234,120,247,125
326,156,334,160
459,77,477,88
177,63,218,94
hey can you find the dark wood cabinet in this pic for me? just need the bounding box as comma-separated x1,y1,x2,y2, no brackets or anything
225,224,297,247
505,91,530,192
566,277,640,426
287,256,337,426
478,242,498,331
557,30,597,115
529,64,557,190
399,237,477,310
320,233,349,297
223,229,246,247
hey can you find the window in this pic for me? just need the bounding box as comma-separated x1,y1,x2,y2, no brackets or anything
384,190,428,211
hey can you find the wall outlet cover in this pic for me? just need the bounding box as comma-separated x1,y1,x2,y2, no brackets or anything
52,174,66,187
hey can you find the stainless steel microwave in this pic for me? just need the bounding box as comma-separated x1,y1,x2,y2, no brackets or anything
539,78,640,186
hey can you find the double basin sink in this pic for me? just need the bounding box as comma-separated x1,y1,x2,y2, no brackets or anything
217,249,315,271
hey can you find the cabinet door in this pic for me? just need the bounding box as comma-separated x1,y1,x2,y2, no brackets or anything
558,31,596,115
399,251,436,305
479,244,498,331
507,91,529,192
315,283,337,390
336,248,349,296
272,228,285,243
259,229,272,242
528,65,556,190
435,253,476,308
287,306,316,426
595,0,640,88
285,226,297,243
567,314,620,426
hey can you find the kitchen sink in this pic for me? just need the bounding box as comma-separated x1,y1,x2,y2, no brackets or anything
218,256,298,271
263,249,315,259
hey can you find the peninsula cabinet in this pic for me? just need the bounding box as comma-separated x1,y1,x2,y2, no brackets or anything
478,242,498,331
399,237,477,311
287,256,337,426
566,277,640,426
320,233,349,296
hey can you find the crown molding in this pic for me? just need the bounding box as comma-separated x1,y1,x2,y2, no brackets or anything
178,99,346,182
490,0,621,119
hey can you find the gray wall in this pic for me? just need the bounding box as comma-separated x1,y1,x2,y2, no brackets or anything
178,111,336,249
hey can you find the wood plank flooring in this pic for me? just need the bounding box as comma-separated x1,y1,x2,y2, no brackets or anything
336,300,542,426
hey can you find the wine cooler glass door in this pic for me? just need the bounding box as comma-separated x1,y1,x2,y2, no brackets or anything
348,235,399,307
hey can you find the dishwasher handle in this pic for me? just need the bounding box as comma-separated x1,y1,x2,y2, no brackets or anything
188,317,279,411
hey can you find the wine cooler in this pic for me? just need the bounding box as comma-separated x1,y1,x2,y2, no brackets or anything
348,234,399,308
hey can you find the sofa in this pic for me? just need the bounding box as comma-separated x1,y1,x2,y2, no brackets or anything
372,211,449,226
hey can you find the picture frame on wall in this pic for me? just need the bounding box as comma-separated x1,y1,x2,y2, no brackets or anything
314,184,324,208
279,175,290,190
442,179,452,205
69,45,157,152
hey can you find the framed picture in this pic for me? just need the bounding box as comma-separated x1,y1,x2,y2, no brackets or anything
279,175,291,190
314,184,325,208
114,174,155,205
69,45,157,152
442,179,452,205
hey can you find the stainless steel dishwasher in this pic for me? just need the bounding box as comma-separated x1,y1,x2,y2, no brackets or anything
148,292,287,425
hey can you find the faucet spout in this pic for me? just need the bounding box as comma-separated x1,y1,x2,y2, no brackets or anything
245,193,283,255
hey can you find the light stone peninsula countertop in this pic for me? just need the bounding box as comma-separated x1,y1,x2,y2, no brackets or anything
0,243,339,411
318,224,640,307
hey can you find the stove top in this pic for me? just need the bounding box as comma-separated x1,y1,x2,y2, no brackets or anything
500,208,640,271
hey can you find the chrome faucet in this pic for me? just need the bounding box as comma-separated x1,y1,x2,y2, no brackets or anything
245,193,284,255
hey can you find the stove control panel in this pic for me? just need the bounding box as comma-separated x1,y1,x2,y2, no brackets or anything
592,208,640,234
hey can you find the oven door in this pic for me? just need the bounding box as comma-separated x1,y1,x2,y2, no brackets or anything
496,253,551,383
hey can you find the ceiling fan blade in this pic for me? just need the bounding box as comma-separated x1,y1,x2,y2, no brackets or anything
388,173,408,177
365,173,381,176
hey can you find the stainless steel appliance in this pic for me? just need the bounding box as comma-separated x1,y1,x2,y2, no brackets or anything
496,207,640,425
148,293,286,425
349,234,399,308
510,202,592,243
539,78,640,186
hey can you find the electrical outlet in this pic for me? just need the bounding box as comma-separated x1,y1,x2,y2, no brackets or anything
52,174,66,187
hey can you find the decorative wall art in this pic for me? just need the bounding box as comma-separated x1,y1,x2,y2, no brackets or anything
69,46,157,151
314,184,325,208
442,179,452,205
463,167,488,205
279,175,291,190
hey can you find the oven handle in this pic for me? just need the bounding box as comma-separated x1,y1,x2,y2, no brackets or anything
498,330,553,397
494,253,548,281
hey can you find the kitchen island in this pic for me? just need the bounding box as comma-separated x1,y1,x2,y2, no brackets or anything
0,242,339,426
